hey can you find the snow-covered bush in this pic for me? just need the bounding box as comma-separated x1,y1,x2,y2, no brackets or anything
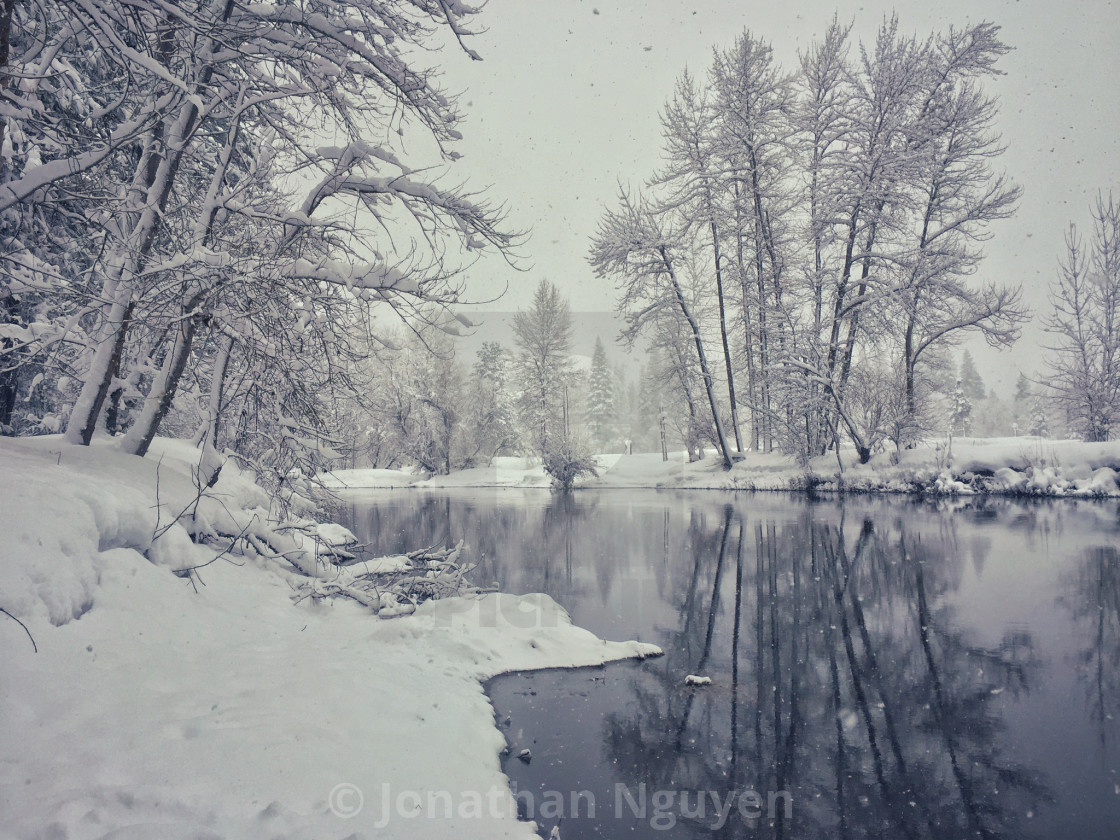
542,435,599,491
930,469,975,495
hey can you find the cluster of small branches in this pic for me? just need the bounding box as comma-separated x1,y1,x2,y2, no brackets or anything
294,540,490,617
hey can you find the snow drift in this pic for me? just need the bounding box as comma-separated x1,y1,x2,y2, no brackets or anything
0,435,660,840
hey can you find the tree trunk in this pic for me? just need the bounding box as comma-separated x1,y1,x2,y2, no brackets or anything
837,216,882,394
737,228,761,451
65,99,197,444
903,313,918,419
677,369,701,462
0,292,17,429
65,8,227,446
711,221,742,452
65,300,135,445
659,245,734,469
103,334,130,436
120,309,202,457
0,367,13,431
203,332,234,448
0,0,15,173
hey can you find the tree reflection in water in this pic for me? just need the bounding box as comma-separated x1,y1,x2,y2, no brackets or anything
337,491,1120,839
597,509,1049,839
1061,545,1120,748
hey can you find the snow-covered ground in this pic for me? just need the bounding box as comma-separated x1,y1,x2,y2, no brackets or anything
323,437,1120,497
0,436,659,840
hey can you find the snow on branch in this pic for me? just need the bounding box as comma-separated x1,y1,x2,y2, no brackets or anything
293,540,490,618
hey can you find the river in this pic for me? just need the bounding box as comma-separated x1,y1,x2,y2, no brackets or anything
335,489,1120,839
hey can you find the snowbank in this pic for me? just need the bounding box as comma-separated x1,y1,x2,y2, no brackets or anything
323,456,554,490
805,437,1120,498
321,438,1120,497
319,466,432,489
0,434,362,626
0,435,659,840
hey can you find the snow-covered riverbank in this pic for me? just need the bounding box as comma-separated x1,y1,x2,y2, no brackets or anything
0,436,659,840
324,437,1120,497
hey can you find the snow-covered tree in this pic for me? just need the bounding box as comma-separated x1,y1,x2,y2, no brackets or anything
541,433,598,492
464,341,518,464
1043,192,1120,441
950,378,973,437
590,191,734,468
1028,398,1050,439
891,22,1025,421
612,360,639,447
363,330,465,476
634,356,664,453
959,351,986,403
0,0,515,466
590,17,1023,464
512,280,575,456
654,70,745,452
1011,372,1033,435
710,31,797,454
643,307,719,462
585,337,617,451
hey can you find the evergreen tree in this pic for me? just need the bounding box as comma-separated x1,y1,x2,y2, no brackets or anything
1029,399,1050,438
950,378,973,436
465,342,518,463
624,377,641,449
633,359,658,451
586,337,616,451
1012,372,1032,434
512,280,575,456
959,351,986,402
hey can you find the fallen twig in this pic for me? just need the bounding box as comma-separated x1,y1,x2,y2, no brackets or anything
1,606,38,653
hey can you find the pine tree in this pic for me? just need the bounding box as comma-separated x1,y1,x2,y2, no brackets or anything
466,342,518,463
1012,372,1032,434
950,378,973,436
586,337,616,451
612,361,635,441
633,360,657,451
959,351,986,402
512,280,575,456
1029,399,1050,438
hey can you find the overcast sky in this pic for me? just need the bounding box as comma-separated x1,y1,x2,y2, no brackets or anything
440,0,1119,395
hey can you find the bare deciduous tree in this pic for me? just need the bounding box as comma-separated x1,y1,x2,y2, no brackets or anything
590,191,735,469
1043,193,1120,441
593,17,1023,465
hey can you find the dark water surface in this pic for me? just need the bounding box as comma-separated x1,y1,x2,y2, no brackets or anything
336,489,1120,839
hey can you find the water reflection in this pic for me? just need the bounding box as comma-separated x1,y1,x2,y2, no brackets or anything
1061,545,1120,748
336,491,1120,840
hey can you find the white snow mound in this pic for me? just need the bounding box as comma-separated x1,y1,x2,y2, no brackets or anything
0,434,661,840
